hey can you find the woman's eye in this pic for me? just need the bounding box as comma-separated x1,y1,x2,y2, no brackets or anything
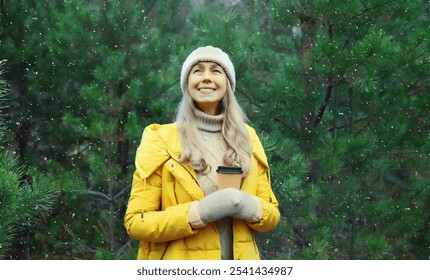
193,69,202,73
213,69,222,74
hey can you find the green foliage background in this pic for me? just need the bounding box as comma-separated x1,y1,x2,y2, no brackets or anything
0,0,429,259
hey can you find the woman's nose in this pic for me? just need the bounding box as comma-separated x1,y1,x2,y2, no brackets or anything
201,70,212,82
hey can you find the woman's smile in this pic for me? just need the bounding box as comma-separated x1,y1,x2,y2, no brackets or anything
199,87,216,93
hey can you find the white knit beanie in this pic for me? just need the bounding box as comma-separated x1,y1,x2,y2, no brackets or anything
180,46,236,95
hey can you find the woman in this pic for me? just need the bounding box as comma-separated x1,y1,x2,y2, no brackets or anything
124,46,280,260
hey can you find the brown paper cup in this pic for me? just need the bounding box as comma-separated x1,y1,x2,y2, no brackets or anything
216,166,243,190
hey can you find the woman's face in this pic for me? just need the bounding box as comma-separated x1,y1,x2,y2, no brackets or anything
187,62,227,115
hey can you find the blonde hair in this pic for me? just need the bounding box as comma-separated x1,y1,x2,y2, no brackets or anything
176,80,253,177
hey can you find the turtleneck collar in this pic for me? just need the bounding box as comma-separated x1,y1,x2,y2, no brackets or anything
194,108,224,133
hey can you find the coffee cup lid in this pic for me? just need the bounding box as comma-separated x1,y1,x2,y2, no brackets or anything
216,166,243,174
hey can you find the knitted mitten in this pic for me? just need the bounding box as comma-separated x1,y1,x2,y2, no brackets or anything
188,188,263,229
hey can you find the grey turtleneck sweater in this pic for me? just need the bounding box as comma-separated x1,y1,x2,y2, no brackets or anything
193,108,233,260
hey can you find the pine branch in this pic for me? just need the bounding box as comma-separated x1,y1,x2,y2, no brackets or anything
0,151,58,259
327,115,369,132
407,83,429,96
73,185,130,203
342,0,401,50
313,23,345,127
63,223,98,255
236,87,290,127
313,75,344,127
351,0,400,21
156,79,179,96
383,175,410,190
17,182,58,227
113,185,130,201
74,189,111,202
313,76,334,126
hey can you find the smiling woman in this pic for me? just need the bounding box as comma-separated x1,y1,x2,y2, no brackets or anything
124,46,280,260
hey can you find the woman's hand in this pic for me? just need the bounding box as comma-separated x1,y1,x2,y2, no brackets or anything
188,188,263,229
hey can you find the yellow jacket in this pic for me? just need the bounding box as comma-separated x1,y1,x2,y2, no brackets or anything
124,123,280,260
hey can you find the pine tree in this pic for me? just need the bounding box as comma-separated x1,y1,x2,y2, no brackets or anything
249,0,430,259
0,60,58,259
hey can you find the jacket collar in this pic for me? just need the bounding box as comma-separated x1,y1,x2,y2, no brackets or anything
136,123,200,181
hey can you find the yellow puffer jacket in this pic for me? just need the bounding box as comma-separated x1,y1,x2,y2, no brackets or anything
124,123,280,260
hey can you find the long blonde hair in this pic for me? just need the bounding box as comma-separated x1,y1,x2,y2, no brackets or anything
176,80,253,177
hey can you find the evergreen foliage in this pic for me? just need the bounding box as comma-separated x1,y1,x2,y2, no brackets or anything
0,60,58,259
0,0,428,259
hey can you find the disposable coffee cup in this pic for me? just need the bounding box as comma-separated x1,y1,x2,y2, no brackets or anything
216,166,243,190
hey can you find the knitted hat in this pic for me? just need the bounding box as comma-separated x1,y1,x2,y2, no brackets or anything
180,46,236,94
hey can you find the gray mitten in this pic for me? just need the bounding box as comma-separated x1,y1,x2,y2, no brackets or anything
231,190,263,222
188,188,263,229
